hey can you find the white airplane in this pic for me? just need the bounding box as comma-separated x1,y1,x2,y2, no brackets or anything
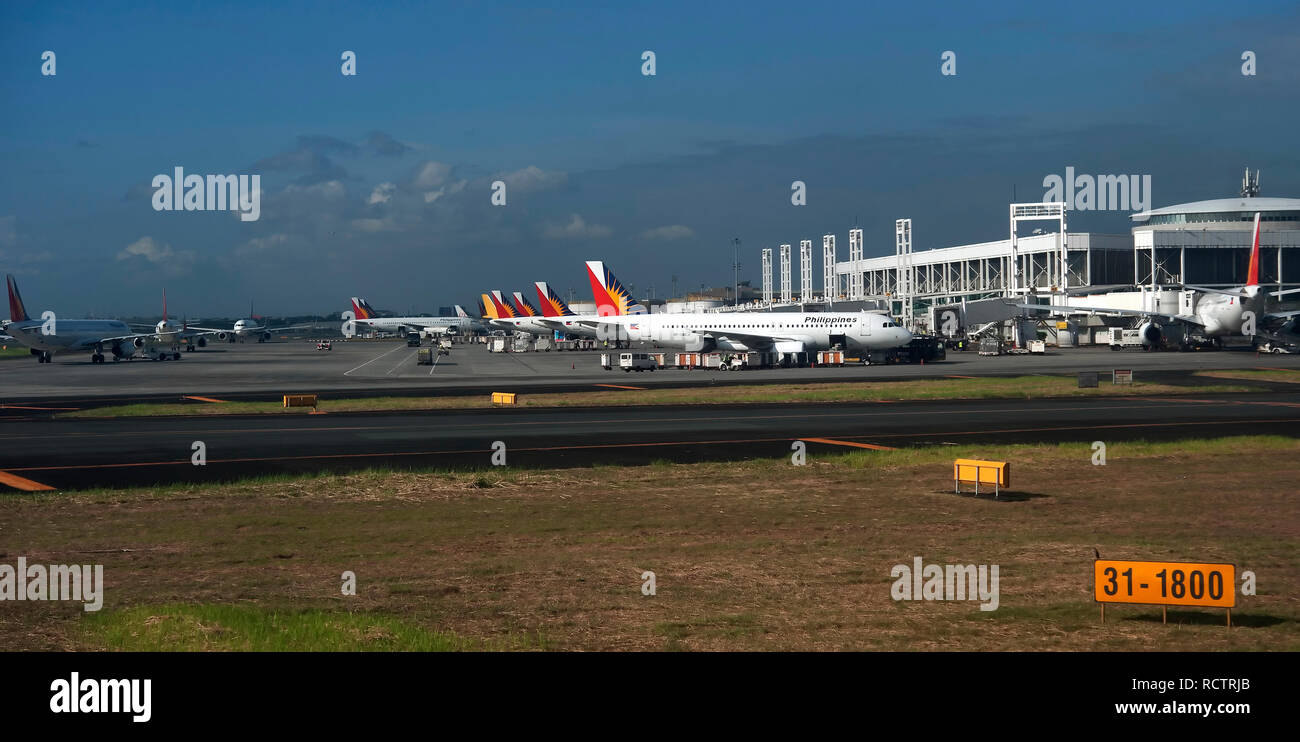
3,274,180,363
187,302,312,342
1019,213,1300,348
129,290,222,354
487,262,650,337
346,298,481,337
598,310,913,358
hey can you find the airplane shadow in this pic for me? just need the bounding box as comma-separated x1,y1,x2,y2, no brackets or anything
947,490,1050,502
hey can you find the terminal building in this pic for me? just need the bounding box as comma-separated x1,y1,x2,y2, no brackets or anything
744,172,1299,340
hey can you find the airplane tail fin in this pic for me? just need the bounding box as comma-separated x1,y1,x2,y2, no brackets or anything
586,260,646,316
535,281,577,317
163,289,168,322
350,297,374,320
1246,212,1261,288
511,291,539,317
454,305,469,318
478,294,496,320
489,291,517,318
6,274,30,322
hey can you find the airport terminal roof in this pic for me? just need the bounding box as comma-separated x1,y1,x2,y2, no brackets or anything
1132,196,1300,222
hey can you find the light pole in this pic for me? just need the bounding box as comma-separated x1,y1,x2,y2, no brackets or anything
732,237,742,306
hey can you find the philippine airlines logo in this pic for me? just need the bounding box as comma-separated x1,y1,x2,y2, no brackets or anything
629,323,640,330
152,167,261,222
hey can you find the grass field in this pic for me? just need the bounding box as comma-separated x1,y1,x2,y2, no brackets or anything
2,436,1296,651
58,374,1262,419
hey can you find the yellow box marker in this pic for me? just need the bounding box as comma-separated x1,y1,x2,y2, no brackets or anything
283,394,318,409
491,392,517,406
953,459,1009,497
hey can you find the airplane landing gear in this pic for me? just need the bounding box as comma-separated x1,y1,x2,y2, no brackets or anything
37,351,52,363
91,353,105,363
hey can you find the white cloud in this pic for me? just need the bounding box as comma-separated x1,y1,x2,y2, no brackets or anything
497,165,566,192
413,161,453,189
117,236,173,263
639,224,694,241
543,214,612,240
241,234,289,252
368,182,396,205
0,215,15,247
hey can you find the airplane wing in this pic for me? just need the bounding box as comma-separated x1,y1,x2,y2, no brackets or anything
1017,303,1206,327
1265,310,1300,321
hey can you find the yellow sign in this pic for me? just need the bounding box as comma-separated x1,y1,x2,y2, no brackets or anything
283,394,318,408
491,392,517,405
1094,560,1235,608
953,459,1009,487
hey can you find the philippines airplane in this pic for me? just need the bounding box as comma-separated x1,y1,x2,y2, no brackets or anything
346,298,481,337
3,274,180,363
531,281,599,338
186,302,313,343
1019,213,1300,348
598,310,912,358
129,290,221,353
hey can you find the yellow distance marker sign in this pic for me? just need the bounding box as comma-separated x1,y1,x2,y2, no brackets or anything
1094,560,1235,608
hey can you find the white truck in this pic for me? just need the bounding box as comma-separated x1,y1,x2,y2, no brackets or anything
1108,327,1147,351
618,352,658,372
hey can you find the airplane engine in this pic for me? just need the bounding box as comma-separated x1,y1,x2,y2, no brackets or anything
261,331,272,341
682,333,715,353
216,331,230,341
112,337,145,358
196,336,207,347
1137,321,1162,347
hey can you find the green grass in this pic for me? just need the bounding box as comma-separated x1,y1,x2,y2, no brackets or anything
5,434,1297,651
1196,368,1300,383
0,344,33,360
58,374,1257,419
83,603,488,651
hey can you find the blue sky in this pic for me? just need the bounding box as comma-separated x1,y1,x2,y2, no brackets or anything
2,0,1298,316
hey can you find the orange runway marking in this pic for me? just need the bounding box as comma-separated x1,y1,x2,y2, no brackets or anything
803,437,898,451
0,470,56,491
594,384,646,390
0,405,81,411
182,396,228,403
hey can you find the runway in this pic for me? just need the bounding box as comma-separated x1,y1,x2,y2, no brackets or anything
3,392,1298,491
2,338,1299,407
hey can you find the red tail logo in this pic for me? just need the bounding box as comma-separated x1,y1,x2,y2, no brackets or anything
1246,212,1261,288
7,274,30,322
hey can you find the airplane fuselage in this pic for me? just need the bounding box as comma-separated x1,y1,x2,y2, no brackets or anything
610,312,913,353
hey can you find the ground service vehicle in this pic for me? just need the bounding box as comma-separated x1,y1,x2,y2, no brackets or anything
619,352,657,372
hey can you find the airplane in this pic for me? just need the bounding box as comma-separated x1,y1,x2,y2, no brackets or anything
1018,213,1300,348
129,290,221,353
187,302,313,343
531,281,598,338
595,309,913,360
3,274,181,363
346,297,481,337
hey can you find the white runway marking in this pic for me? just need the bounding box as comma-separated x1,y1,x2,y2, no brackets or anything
343,344,408,376
386,349,418,376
